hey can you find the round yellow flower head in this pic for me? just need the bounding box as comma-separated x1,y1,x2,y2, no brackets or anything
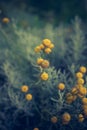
82,97,87,105
40,72,49,80
25,94,32,101
58,83,65,91
79,66,86,74
2,17,10,23
44,48,52,54
41,60,50,68
42,39,51,47
78,114,84,122
21,85,29,92
33,128,39,130
76,72,83,78
49,43,54,49
77,78,84,85
39,44,45,49
78,86,87,96
62,112,71,124
51,116,58,123
71,87,78,95
34,46,41,53
66,93,74,104
37,58,44,65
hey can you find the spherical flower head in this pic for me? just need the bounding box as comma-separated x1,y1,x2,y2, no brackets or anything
33,128,39,130
37,58,44,65
66,93,74,104
25,94,32,101
34,46,41,53
78,114,84,122
77,78,84,85
79,66,86,74
82,97,87,105
42,39,51,47
49,43,54,49
76,72,83,78
58,83,65,91
51,116,58,123
39,44,45,49
41,60,50,68
62,112,71,123
71,87,78,95
21,85,29,92
78,86,87,96
2,17,10,23
40,72,49,80
44,48,52,54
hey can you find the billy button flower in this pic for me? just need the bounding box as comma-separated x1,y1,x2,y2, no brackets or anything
77,78,84,85
66,93,76,104
21,85,29,92
25,93,33,101
51,116,58,123
39,44,45,50
2,17,10,23
41,60,50,68
82,97,87,105
71,87,78,95
37,58,44,65
79,66,86,74
76,72,83,79
34,46,41,53
49,43,54,49
57,83,65,91
42,39,51,47
78,86,87,97
40,72,49,80
44,48,52,54
78,114,84,122
62,112,71,124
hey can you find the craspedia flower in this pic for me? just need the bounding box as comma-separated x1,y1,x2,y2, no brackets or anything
40,72,49,80
78,114,84,122
21,85,29,92
82,97,87,105
79,66,86,74
78,86,87,96
66,93,75,104
33,128,39,130
25,94,32,101
39,44,45,49
51,116,58,123
71,87,78,95
49,43,54,49
34,46,41,53
77,78,84,85
58,83,65,91
76,72,83,78
42,39,51,47
2,17,10,23
44,48,52,54
62,112,71,124
37,58,44,65
41,60,50,68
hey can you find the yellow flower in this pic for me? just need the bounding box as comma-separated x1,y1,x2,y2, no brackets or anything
82,97,87,105
44,48,52,54
40,72,49,80
2,17,10,23
76,72,83,78
37,58,44,65
58,83,65,91
78,114,84,122
33,128,39,130
71,87,78,95
49,43,54,49
62,112,71,124
34,46,41,53
78,86,86,96
42,39,51,47
39,44,45,49
41,60,50,68
21,85,29,92
79,66,86,74
77,78,84,85
51,116,58,123
25,94,32,101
